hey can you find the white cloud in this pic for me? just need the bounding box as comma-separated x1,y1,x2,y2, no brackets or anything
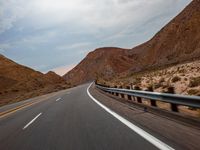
0,0,192,72
57,42,91,51
0,0,191,33
0,43,11,50
0,49,5,53
0,0,29,33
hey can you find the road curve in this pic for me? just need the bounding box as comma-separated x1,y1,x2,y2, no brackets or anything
0,83,172,150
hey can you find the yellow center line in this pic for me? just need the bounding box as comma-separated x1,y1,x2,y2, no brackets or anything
0,98,51,119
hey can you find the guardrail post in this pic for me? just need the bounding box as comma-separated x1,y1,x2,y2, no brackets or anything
114,86,117,96
167,87,179,112
147,86,157,107
134,86,142,103
130,84,136,101
119,86,125,99
126,86,132,101
108,86,111,94
116,86,119,96
111,86,114,95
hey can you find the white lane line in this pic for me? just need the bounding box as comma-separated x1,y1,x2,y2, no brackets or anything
23,113,42,130
87,83,174,150
56,98,61,101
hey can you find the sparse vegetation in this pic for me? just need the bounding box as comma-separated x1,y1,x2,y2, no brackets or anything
147,85,153,91
189,76,200,87
159,77,165,83
131,77,141,85
187,89,200,95
166,86,175,94
134,85,141,90
171,76,181,83
154,82,162,89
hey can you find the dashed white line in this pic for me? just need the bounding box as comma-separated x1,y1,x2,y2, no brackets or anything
23,113,42,130
87,83,174,150
56,98,61,101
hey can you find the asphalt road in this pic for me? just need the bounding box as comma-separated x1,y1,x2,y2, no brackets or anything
0,83,172,150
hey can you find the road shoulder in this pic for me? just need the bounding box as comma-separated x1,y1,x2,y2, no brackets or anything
89,84,200,150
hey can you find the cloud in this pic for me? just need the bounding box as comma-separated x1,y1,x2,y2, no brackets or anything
57,42,91,51
0,49,5,53
0,0,191,34
0,0,192,72
0,0,28,34
0,43,11,51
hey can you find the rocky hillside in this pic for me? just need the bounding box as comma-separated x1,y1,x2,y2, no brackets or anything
45,71,66,84
128,0,200,72
63,0,200,85
0,54,67,106
63,47,136,86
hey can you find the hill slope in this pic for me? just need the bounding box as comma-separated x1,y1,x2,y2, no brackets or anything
63,0,200,85
128,0,200,71
0,54,67,106
63,47,136,85
45,71,66,84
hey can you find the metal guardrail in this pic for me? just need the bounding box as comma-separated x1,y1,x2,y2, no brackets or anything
95,84,200,112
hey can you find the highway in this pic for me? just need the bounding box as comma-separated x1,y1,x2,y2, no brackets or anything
0,83,197,150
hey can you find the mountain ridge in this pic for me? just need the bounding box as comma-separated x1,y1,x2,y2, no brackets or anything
0,54,67,106
63,0,200,86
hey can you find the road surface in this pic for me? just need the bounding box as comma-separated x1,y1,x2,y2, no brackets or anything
0,83,175,150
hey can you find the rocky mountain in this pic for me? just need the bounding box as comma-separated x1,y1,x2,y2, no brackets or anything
0,54,67,106
45,71,66,84
63,47,135,86
63,0,200,85
128,0,200,71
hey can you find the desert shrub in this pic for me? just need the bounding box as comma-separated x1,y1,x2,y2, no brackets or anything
171,76,181,83
154,82,162,89
189,76,200,87
184,78,188,81
159,77,165,83
162,84,169,89
180,73,185,76
134,85,141,90
146,80,150,84
187,89,199,95
178,69,185,73
147,85,153,91
164,86,175,94
131,77,141,85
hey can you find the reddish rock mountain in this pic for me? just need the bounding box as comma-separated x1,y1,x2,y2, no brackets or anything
63,47,136,85
0,54,65,91
45,71,66,84
0,54,66,106
63,0,200,85
128,0,200,71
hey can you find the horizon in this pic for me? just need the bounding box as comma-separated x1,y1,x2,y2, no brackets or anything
0,0,192,75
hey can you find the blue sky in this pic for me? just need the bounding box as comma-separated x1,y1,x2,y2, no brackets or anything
0,0,191,75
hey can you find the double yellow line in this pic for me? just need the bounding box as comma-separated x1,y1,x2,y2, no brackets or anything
0,99,47,119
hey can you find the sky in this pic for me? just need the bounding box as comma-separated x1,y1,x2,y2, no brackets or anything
0,0,192,75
